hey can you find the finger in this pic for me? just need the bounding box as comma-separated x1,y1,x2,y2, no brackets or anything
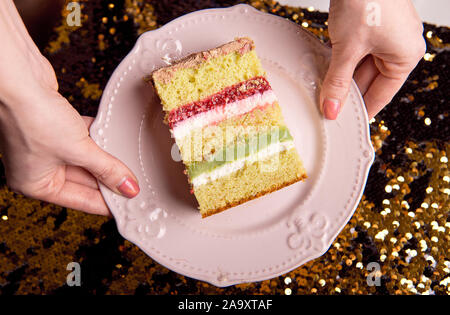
46,181,111,216
363,73,407,119
320,45,363,120
65,165,99,189
69,138,140,199
354,55,379,95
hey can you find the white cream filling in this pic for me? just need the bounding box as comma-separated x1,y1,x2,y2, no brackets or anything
191,140,295,187
171,89,277,141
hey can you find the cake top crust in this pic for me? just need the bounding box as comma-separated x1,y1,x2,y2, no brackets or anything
152,37,255,84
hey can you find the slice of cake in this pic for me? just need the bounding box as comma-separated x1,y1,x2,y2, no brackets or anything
150,37,307,218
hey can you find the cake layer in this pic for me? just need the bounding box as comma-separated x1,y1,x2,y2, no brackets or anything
191,140,295,187
187,125,293,180
172,89,276,142
176,102,284,163
153,37,255,84
153,47,265,111
168,76,271,129
194,148,307,217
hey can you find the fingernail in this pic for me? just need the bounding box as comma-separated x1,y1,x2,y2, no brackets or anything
117,177,140,198
323,98,341,120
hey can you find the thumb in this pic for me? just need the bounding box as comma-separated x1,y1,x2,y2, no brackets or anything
320,45,361,120
71,138,140,198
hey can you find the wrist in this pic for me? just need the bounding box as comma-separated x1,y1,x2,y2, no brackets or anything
0,0,57,109
0,77,56,116
0,53,58,110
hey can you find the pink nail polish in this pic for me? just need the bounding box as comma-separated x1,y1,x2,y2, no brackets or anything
323,98,341,120
117,177,140,198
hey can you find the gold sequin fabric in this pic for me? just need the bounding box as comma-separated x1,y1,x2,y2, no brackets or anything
0,0,448,295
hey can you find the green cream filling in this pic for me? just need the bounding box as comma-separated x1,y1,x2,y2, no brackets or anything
187,126,293,179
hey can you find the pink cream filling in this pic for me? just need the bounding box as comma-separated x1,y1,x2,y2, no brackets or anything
171,89,278,141
167,76,271,128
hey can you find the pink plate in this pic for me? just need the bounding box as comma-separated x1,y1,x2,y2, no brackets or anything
90,4,374,287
